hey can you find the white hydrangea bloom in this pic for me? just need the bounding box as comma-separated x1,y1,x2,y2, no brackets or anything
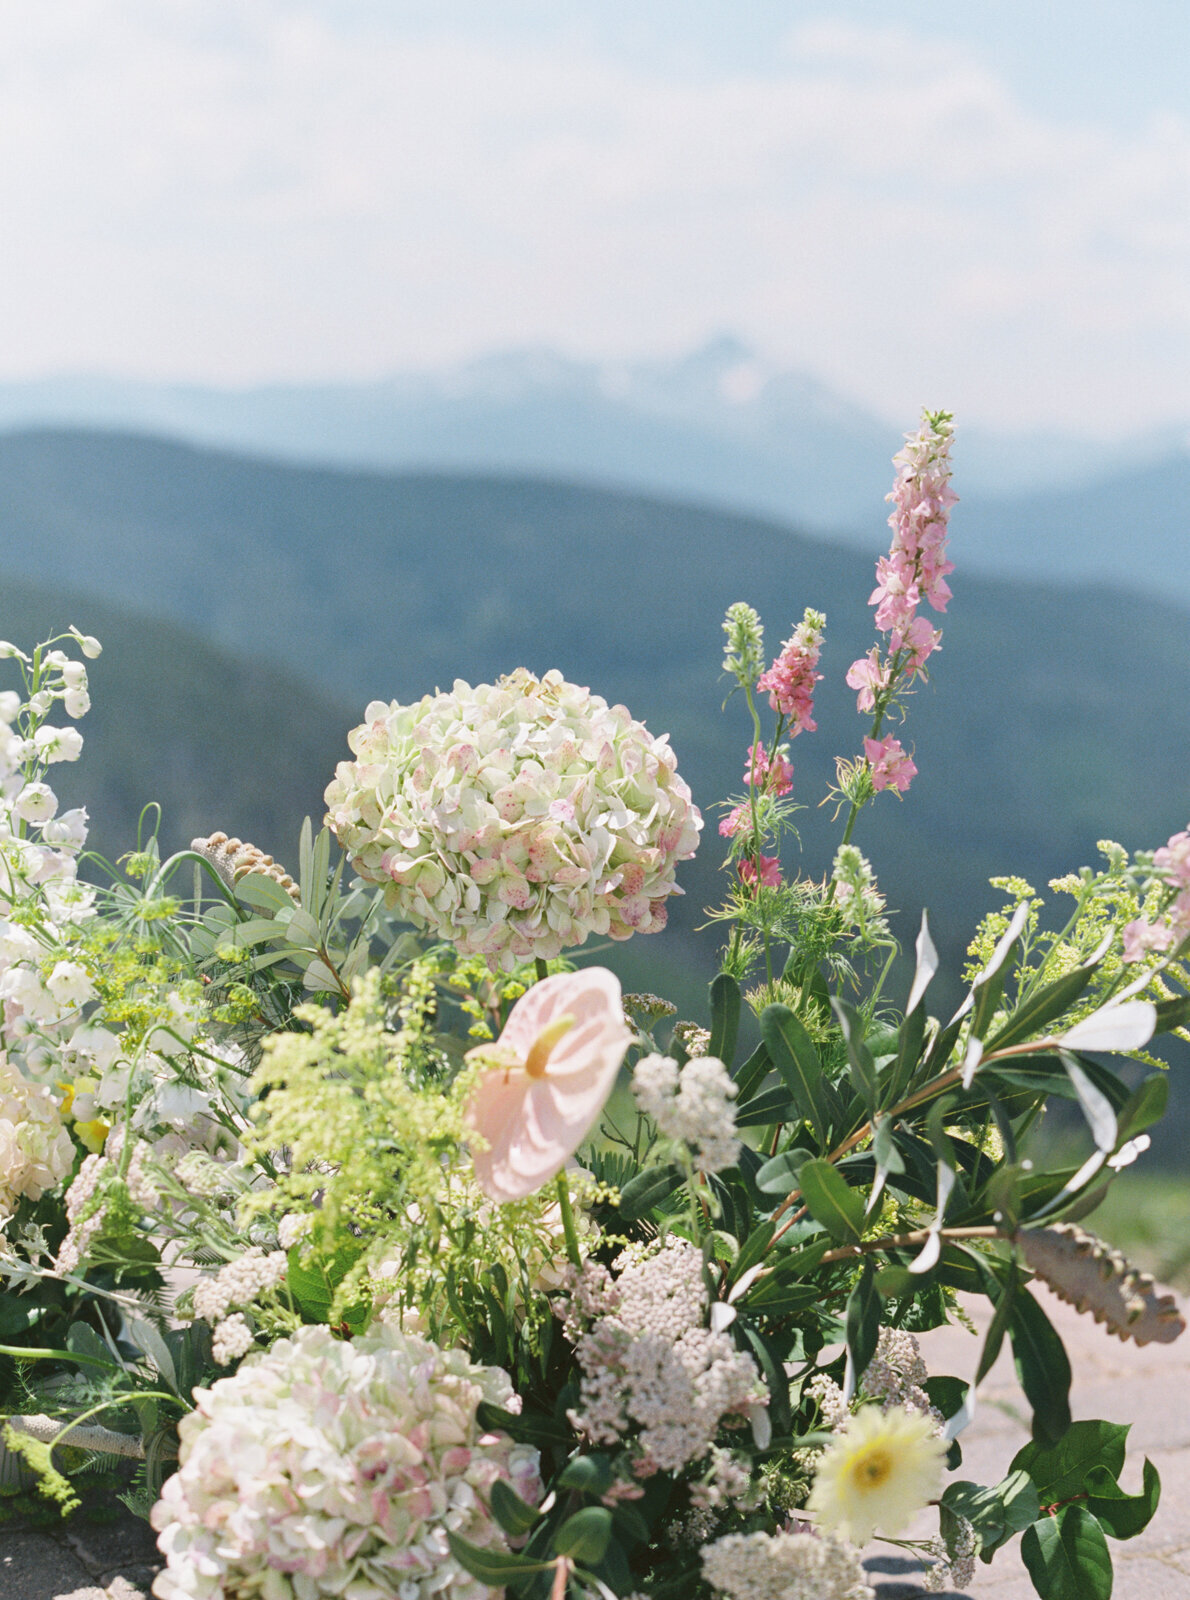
632,1052,741,1174
0,1056,74,1215
325,669,701,968
150,1324,542,1600
702,1530,874,1600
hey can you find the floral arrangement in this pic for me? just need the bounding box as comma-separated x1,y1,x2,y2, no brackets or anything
0,412,1186,1600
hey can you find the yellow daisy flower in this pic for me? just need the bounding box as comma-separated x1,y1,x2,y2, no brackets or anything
807,1403,947,1545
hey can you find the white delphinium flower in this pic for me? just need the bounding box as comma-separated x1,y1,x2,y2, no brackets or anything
703,1530,874,1600
632,1052,741,1174
45,960,96,1011
325,669,701,969
150,1324,542,1600
63,687,91,719
32,725,84,764
15,783,57,824
67,627,103,659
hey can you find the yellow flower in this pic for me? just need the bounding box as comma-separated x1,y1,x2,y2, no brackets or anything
807,1404,946,1545
75,1118,110,1155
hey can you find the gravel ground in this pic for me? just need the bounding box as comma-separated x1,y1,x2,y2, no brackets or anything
3,1284,1186,1600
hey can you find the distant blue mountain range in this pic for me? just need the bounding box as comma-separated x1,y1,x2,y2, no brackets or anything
0,339,1184,602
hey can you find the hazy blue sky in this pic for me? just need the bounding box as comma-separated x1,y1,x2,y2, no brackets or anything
1,1,1186,433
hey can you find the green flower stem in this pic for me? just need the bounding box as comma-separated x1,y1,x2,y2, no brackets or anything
742,681,773,988
555,1172,583,1269
535,957,550,986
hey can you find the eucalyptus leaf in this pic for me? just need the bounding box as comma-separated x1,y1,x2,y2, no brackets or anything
796,1159,864,1243
708,972,741,1068
760,1005,830,1143
1010,1290,1073,1446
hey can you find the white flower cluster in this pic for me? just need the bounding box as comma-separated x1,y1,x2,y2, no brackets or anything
921,1516,977,1593
324,669,702,968
831,845,888,937
192,1247,288,1327
860,1328,943,1428
561,1240,767,1477
0,1055,74,1217
0,653,98,1094
808,1327,943,1437
632,1053,741,1174
150,1324,542,1600
702,1530,874,1600
54,1130,161,1272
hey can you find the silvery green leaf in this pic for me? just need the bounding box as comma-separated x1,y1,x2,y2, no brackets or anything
1060,1000,1157,1052
906,910,938,1015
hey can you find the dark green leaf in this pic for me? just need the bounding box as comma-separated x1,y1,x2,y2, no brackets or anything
488,1479,541,1536
831,997,877,1115
871,1116,906,1175
976,1267,1019,1386
617,1164,683,1221
732,1221,776,1281
709,973,741,1069
1010,1419,1130,1502
845,1259,880,1386
1011,1289,1072,1446
756,1150,809,1195
888,1000,926,1107
1020,1505,1112,1600
734,1085,797,1128
476,1401,573,1447
796,1159,864,1243
446,1531,555,1586
733,1042,771,1104
1154,994,1190,1033
558,1453,614,1495
760,1005,830,1143
1084,1457,1160,1540
942,1470,1040,1557
555,1507,613,1564
740,1322,792,1436
1115,1074,1169,1145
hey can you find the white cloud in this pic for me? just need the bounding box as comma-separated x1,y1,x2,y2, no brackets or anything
0,1,1184,431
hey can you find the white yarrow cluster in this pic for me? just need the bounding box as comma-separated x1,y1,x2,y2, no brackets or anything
632,1052,741,1173
324,669,701,968
150,1324,541,1600
561,1240,766,1477
191,1246,289,1348
702,1530,874,1600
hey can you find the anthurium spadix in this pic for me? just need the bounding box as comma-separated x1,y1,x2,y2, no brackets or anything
464,967,632,1201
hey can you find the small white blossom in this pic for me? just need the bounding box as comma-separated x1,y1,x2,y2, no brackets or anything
702,1530,874,1600
211,1313,255,1365
15,783,57,824
632,1052,741,1174
33,725,84,763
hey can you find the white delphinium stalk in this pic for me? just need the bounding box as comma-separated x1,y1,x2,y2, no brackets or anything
632,1052,741,1174
831,845,889,940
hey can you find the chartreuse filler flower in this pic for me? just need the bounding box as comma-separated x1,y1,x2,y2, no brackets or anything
0,408,1186,1600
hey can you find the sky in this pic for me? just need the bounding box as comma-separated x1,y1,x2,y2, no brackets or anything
0,0,1186,434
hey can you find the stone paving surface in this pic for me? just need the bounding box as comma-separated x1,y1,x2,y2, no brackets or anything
1,1282,1185,1600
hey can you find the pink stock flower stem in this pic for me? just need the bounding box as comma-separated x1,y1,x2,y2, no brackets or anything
743,680,775,988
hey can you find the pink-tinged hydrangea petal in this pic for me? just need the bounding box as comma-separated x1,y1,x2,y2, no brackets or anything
325,671,701,970
465,968,632,1202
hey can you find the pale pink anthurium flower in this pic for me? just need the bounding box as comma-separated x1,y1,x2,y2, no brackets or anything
465,967,632,1201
